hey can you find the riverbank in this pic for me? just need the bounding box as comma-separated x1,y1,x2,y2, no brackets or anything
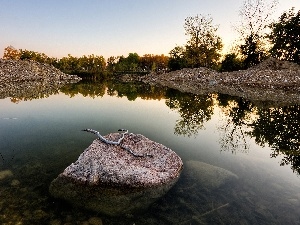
0,59,81,83
142,58,300,106
0,59,81,101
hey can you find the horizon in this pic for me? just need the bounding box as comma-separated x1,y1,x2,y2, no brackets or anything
1,0,299,60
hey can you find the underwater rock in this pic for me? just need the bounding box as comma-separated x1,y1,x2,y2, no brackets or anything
49,132,183,216
10,179,20,186
0,170,13,180
184,160,238,189
88,217,103,225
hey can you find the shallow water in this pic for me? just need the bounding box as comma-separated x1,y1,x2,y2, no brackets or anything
0,81,300,224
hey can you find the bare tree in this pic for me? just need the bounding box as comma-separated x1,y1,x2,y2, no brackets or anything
236,0,278,68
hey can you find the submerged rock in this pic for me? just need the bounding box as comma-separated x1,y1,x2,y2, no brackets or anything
184,160,238,189
49,132,183,216
0,170,13,181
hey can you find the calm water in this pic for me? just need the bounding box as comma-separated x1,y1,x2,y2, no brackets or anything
0,81,300,224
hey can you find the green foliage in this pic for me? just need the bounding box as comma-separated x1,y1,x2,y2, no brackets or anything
168,15,223,71
183,14,223,69
268,8,300,64
19,49,57,65
220,53,244,72
114,53,140,72
113,53,169,73
168,46,187,71
55,54,106,79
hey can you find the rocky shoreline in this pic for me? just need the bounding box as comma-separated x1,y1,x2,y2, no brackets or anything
0,59,81,100
142,58,300,106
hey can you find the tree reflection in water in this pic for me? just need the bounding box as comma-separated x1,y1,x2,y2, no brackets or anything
250,105,300,173
162,89,300,175
165,89,214,137
217,94,256,154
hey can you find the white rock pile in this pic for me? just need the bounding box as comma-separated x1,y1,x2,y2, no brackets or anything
0,59,80,83
0,59,81,100
142,58,300,106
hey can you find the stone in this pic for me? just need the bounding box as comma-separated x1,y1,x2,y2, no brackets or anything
0,170,13,180
88,217,103,225
49,219,62,225
11,179,20,186
184,160,238,189
49,132,183,216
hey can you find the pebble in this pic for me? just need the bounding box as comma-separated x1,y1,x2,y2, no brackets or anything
50,219,62,225
88,217,103,225
11,179,20,186
0,169,13,180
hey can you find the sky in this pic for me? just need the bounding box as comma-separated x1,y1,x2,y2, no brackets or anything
0,0,299,59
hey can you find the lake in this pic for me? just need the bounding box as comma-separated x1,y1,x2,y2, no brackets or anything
0,80,300,224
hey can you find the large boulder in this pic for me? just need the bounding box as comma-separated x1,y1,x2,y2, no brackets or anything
49,132,183,216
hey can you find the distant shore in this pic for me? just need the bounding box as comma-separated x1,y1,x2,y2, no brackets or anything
0,59,81,100
141,58,300,106
0,59,81,83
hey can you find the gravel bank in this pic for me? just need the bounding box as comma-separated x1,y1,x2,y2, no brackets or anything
0,59,81,100
142,58,300,106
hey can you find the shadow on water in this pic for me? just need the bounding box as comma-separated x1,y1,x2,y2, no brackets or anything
1,80,300,224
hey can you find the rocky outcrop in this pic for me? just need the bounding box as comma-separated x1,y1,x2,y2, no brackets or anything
49,132,183,216
142,58,300,106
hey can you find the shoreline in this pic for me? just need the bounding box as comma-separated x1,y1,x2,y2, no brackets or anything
0,59,81,101
141,58,300,106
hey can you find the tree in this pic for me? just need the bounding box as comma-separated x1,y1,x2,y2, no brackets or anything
107,56,118,72
237,0,278,68
114,53,140,72
268,8,300,64
220,53,244,72
184,14,223,69
240,34,265,68
168,46,187,71
139,54,169,72
19,49,56,65
3,46,20,60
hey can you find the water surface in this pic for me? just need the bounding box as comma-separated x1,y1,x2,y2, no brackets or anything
0,81,300,224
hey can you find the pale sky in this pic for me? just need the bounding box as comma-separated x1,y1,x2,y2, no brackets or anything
0,0,299,60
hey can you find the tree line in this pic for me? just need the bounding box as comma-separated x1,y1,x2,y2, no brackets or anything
2,1,299,78
2,46,169,79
